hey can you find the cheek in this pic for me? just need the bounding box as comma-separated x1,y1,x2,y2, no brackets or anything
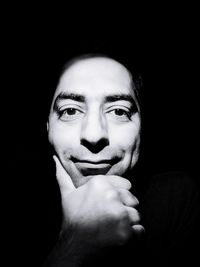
109,122,140,153
48,122,80,154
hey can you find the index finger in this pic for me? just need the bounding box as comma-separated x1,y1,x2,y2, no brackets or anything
107,175,132,190
53,155,75,194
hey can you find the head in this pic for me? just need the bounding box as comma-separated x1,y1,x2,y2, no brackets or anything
48,54,141,187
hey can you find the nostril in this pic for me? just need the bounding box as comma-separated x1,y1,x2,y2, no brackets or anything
81,138,109,153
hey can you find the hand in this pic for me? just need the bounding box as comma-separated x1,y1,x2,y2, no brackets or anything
53,155,144,249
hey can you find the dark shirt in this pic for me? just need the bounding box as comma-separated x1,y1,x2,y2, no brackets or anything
81,171,200,266
17,167,200,267
138,171,199,266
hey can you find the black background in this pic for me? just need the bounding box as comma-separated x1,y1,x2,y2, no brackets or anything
4,6,199,266
9,20,199,175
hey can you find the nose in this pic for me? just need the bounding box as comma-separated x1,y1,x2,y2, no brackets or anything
80,111,109,153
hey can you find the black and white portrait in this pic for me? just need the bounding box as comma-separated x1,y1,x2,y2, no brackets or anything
8,13,200,267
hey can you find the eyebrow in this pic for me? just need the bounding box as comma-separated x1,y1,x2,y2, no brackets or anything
105,94,138,113
105,94,135,104
53,92,137,112
53,93,85,111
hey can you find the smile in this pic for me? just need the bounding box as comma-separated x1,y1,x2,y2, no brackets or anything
71,157,119,176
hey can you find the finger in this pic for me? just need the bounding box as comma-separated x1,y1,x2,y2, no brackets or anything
107,176,132,190
118,189,139,207
126,206,140,225
53,155,75,194
132,224,145,236
127,208,145,236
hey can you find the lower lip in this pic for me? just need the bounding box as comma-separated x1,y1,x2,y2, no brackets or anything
74,162,112,176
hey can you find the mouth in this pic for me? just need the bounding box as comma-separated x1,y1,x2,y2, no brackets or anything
71,157,120,176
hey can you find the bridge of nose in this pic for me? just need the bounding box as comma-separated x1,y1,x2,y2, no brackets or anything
81,105,108,142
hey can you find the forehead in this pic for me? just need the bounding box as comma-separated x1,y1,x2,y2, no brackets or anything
55,57,134,98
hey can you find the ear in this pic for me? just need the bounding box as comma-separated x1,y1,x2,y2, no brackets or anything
46,121,49,132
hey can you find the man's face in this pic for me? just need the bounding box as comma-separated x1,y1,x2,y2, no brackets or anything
48,57,141,187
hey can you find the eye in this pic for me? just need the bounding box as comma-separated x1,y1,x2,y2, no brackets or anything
58,108,83,121
108,108,132,122
63,108,78,115
112,109,129,116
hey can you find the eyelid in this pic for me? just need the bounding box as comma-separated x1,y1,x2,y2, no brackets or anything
106,109,132,122
58,104,85,112
105,104,131,112
57,106,84,122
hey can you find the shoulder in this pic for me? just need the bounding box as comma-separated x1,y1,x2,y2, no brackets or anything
140,171,200,266
141,170,200,239
145,170,199,199
142,171,200,217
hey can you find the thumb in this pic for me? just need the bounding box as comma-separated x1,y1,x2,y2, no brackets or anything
53,155,75,194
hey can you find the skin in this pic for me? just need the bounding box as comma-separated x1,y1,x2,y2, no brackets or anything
46,57,144,266
48,57,141,187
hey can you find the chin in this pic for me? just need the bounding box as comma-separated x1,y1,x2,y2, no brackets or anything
107,161,129,176
66,160,133,188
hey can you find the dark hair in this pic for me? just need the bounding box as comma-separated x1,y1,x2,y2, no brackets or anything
57,53,142,107
43,42,144,121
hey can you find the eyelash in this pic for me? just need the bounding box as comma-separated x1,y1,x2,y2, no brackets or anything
57,108,83,119
56,106,136,121
108,107,133,121
108,108,132,119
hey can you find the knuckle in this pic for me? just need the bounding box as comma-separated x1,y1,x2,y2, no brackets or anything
110,206,128,222
125,180,132,190
118,208,128,221
127,206,141,225
132,209,141,223
133,196,139,206
105,189,119,201
126,194,135,206
128,192,139,206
